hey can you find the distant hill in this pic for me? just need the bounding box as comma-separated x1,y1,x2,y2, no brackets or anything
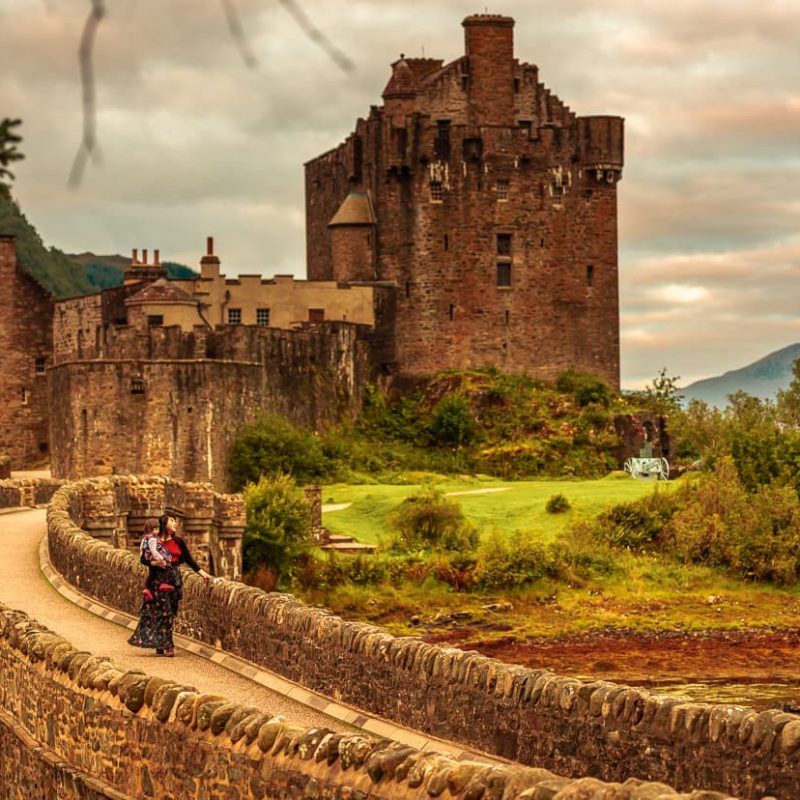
682,343,800,408
67,253,198,290
0,195,93,298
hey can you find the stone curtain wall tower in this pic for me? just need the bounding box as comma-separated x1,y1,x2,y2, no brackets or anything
305,14,624,389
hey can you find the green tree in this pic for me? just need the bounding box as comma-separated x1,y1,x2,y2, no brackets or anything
229,413,331,490
628,367,683,415
777,358,800,427
388,487,478,552
0,118,23,200
242,473,312,578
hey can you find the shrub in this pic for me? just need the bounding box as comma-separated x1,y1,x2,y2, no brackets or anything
230,414,331,490
428,394,477,448
242,473,312,579
388,487,479,553
545,493,571,514
555,370,613,408
474,529,553,589
592,489,677,552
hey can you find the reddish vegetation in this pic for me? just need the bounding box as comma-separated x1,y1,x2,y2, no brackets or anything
423,628,800,686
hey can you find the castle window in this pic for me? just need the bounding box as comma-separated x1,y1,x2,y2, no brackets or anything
505,310,510,326
130,378,145,395
449,304,455,321
586,265,594,287
35,357,46,375
496,262,512,287
19,387,29,405
38,442,48,454
496,180,509,202
444,234,449,251
519,120,532,137
429,181,444,202
256,308,270,326
405,282,411,298
513,77,521,92
309,308,325,324
552,184,564,205
147,314,163,327
461,75,468,91
227,308,242,325
496,233,512,256
435,120,451,160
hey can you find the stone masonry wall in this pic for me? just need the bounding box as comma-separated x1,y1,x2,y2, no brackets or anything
46,480,796,799
1,604,735,800
0,236,54,468
48,322,374,490
0,477,64,510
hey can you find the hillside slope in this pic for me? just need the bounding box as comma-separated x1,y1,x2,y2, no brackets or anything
0,195,93,298
682,342,800,408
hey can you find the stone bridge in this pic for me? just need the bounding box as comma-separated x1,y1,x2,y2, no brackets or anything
0,476,797,798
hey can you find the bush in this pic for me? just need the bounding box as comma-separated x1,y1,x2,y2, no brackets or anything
388,487,479,553
592,490,677,552
545,493,571,514
229,414,331,490
242,473,312,579
474,529,553,589
666,458,800,584
428,395,477,448
555,370,613,408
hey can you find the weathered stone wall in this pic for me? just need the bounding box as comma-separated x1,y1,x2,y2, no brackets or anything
46,481,797,800
305,15,622,389
48,322,373,489
47,475,243,580
0,235,54,468
2,604,732,800
0,477,64,510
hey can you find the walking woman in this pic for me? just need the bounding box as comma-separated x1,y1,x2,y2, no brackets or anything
128,513,210,657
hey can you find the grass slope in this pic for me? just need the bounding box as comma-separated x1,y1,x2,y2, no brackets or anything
323,473,667,546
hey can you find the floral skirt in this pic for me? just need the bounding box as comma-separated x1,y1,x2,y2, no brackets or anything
127,565,182,650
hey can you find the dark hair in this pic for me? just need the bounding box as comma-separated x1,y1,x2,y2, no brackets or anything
143,517,159,534
158,513,177,537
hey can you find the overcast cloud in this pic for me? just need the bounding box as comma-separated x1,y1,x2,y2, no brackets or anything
1,0,798,388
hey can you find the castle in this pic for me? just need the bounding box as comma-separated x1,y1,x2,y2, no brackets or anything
0,13,624,486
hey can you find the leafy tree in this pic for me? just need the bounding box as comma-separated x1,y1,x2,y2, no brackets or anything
627,367,683,415
0,118,23,200
229,413,331,490
242,473,312,578
777,358,800,427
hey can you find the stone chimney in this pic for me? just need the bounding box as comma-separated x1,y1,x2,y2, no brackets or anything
462,14,515,127
200,236,221,280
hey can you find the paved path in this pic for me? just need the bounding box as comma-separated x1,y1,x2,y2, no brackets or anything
0,507,499,763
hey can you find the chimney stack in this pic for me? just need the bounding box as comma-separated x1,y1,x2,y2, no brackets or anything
131,248,138,264
462,15,515,127
154,249,160,266
207,236,214,256
142,248,148,265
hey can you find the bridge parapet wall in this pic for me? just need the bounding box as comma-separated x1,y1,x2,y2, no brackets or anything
49,475,243,582
0,477,64,510
46,480,797,799
1,604,708,800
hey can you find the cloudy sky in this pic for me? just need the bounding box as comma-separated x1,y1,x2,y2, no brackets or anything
2,0,799,388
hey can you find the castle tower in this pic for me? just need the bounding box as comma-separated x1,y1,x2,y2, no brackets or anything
304,13,623,390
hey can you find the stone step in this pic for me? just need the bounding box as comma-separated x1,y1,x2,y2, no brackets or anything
319,542,376,554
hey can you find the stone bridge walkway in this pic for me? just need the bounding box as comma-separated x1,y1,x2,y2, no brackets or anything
0,507,497,764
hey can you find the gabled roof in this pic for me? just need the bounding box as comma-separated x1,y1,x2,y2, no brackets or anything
382,57,445,98
125,278,196,305
328,192,376,227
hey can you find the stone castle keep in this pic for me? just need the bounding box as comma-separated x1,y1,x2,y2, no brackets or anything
0,13,623,486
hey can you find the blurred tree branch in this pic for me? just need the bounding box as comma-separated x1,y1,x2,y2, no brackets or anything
0,118,24,200
68,0,354,188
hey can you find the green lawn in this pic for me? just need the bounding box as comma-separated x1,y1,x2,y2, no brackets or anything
322,472,672,546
